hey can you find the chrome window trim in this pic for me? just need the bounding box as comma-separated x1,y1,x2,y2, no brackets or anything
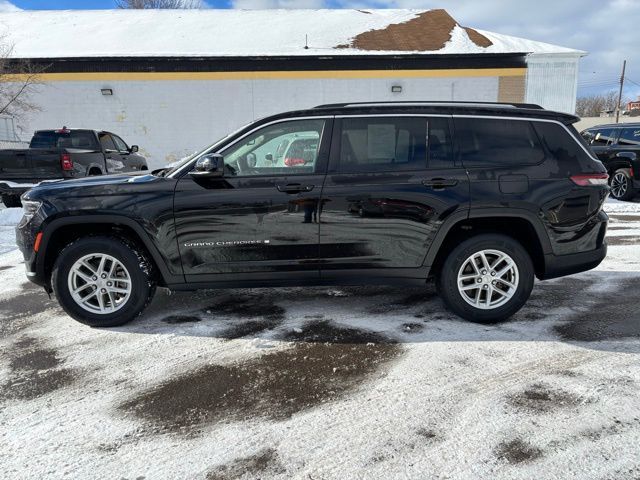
170,112,597,178
335,114,450,119
168,115,332,179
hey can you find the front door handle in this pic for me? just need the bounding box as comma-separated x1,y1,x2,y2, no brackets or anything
276,183,314,193
422,178,459,189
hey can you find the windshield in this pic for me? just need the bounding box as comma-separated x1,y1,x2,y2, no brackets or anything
165,120,257,178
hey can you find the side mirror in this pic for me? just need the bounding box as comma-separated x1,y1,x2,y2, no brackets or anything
190,153,224,178
129,145,139,153
265,153,273,162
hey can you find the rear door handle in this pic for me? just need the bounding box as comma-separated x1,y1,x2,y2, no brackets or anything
276,183,314,193
422,178,459,189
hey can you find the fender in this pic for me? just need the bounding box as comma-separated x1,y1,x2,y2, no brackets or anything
36,214,184,286
84,163,103,176
422,207,553,268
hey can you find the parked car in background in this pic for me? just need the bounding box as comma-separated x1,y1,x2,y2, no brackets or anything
581,123,640,200
0,128,147,207
17,102,609,327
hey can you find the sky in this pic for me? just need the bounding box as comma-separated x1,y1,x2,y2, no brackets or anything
1,0,639,100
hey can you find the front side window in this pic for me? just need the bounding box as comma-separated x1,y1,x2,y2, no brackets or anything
112,135,129,152
221,119,325,176
337,117,431,173
591,128,616,146
618,127,640,146
455,118,545,167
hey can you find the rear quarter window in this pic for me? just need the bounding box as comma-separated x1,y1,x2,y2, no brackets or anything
455,118,545,167
533,122,596,170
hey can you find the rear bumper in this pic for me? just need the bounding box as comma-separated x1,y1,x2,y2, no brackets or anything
541,243,607,280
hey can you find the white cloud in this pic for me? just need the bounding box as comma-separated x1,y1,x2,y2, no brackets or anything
0,1,20,12
233,0,323,8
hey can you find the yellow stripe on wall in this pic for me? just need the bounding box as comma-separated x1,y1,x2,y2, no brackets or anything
6,67,527,82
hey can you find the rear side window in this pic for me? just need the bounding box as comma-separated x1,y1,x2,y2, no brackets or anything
337,117,452,173
455,118,545,167
30,131,98,149
533,122,595,170
618,127,640,146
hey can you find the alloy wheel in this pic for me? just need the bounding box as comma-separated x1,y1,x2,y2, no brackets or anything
611,172,628,199
457,249,519,310
67,253,132,314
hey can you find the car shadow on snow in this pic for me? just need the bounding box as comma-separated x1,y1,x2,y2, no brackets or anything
109,271,640,438
110,271,640,354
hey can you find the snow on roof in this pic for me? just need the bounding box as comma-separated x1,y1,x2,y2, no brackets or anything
0,9,583,59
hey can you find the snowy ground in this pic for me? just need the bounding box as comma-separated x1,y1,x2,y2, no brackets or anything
1,199,640,479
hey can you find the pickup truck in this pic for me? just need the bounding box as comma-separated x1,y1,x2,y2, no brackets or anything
0,128,148,207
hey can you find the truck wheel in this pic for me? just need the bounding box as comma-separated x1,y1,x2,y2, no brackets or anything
610,168,637,201
437,234,534,323
1,194,22,208
52,236,156,327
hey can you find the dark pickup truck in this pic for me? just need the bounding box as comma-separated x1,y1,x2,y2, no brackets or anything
0,128,148,207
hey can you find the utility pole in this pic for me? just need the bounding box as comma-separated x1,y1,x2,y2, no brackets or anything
616,59,626,123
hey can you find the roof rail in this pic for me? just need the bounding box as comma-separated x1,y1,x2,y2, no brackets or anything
313,101,544,110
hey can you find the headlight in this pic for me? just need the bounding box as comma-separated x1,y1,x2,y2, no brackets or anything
21,199,42,220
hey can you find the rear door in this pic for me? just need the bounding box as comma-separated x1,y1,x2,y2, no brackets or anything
318,115,469,279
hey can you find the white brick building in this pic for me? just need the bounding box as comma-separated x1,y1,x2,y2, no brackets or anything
0,8,584,167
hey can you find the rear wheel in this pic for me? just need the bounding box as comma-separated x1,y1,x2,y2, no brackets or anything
437,234,534,323
610,168,637,201
1,194,22,208
52,236,156,327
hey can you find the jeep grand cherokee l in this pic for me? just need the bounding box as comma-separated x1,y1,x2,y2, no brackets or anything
16,102,609,327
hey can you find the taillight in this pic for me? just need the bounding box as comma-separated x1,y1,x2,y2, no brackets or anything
284,157,306,167
60,153,73,171
570,173,608,186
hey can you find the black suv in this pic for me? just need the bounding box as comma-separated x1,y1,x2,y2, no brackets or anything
16,102,609,327
581,123,640,200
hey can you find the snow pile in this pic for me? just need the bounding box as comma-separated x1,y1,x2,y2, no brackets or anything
604,198,640,214
0,207,22,226
0,9,581,58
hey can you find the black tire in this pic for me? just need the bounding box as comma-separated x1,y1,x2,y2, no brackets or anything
437,234,535,323
51,236,156,327
2,194,22,208
88,168,102,176
609,168,637,201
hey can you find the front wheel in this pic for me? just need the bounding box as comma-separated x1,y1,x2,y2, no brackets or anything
52,236,156,327
437,234,534,323
610,168,637,201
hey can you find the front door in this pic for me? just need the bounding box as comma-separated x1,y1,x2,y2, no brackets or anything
318,115,469,279
99,133,126,174
174,117,332,283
